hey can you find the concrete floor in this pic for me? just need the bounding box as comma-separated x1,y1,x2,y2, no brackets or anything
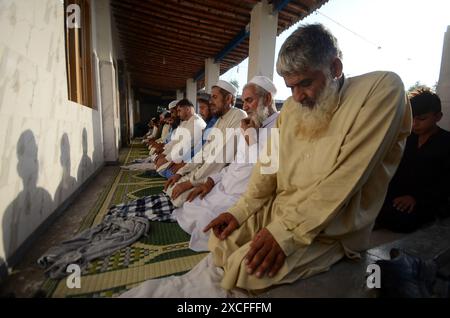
0,161,410,298
264,218,450,298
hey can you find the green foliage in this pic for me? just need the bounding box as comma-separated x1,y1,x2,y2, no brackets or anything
229,79,239,90
408,81,431,93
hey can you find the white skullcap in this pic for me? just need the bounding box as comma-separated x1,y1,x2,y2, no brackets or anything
168,99,180,109
213,80,238,96
249,76,277,96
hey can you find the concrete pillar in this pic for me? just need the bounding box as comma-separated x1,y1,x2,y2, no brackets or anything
176,89,184,100
186,78,197,109
247,0,278,81
205,58,220,93
437,26,450,131
98,61,119,162
91,0,120,163
136,100,140,123
127,73,135,138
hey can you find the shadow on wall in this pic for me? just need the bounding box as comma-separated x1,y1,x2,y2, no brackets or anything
77,128,93,185
54,133,77,206
2,130,53,265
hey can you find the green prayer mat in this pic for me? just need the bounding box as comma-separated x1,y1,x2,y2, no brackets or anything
41,140,207,298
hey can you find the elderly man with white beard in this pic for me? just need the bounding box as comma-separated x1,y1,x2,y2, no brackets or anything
173,76,279,252
203,23,412,292
119,23,411,297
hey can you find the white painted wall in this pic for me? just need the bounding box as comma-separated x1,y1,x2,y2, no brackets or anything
0,0,120,265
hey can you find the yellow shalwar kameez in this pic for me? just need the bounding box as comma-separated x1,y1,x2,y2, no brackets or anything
209,71,412,291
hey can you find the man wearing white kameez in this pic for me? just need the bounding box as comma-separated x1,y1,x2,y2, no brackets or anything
142,118,158,144
155,99,206,171
174,76,279,252
148,100,179,156
163,80,247,207
155,111,172,145
110,82,246,224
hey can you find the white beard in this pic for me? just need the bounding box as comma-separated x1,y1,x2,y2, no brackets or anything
249,99,270,128
296,76,340,140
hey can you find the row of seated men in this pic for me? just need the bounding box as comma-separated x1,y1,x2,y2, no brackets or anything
137,76,278,251
92,24,450,296
139,84,450,237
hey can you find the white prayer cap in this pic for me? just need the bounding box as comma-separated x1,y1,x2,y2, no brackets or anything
213,80,238,96
249,76,277,96
168,99,180,109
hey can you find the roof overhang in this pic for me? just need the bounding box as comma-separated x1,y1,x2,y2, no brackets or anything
111,0,329,93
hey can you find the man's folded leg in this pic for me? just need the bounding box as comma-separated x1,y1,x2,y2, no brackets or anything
118,254,248,298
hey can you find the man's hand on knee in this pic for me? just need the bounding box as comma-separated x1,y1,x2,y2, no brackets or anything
203,212,238,240
171,181,193,200
164,174,181,191
245,228,286,279
392,195,417,213
187,177,215,202
170,162,185,174
155,156,168,168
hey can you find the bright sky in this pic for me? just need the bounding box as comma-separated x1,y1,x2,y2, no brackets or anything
221,0,450,100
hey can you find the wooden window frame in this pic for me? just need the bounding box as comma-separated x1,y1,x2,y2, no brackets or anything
64,0,93,108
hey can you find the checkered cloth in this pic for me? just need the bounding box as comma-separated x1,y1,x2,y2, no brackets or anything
107,193,176,222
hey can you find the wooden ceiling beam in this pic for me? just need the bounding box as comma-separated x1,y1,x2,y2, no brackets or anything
115,19,228,47
132,75,187,82
125,56,200,68
123,56,203,70
118,31,248,61
116,28,221,55
148,0,249,23
278,8,301,21
122,47,205,62
132,79,187,87
136,82,181,90
113,0,247,30
177,0,253,16
129,66,197,76
111,3,238,36
125,59,201,72
128,64,198,76
112,11,233,43
286,1,310,13
132,76,186,86
118,35,217,57
123,55,203,69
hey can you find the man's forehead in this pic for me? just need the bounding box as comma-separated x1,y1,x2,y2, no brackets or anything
242,86,257,97
211,87,221,95
414,112,436,118
284,69,323,83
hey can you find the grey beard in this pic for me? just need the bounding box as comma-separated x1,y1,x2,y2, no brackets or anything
296,77,340,140
250,100,270,128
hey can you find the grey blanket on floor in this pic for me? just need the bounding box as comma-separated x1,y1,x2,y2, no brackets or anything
37,215,149,279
